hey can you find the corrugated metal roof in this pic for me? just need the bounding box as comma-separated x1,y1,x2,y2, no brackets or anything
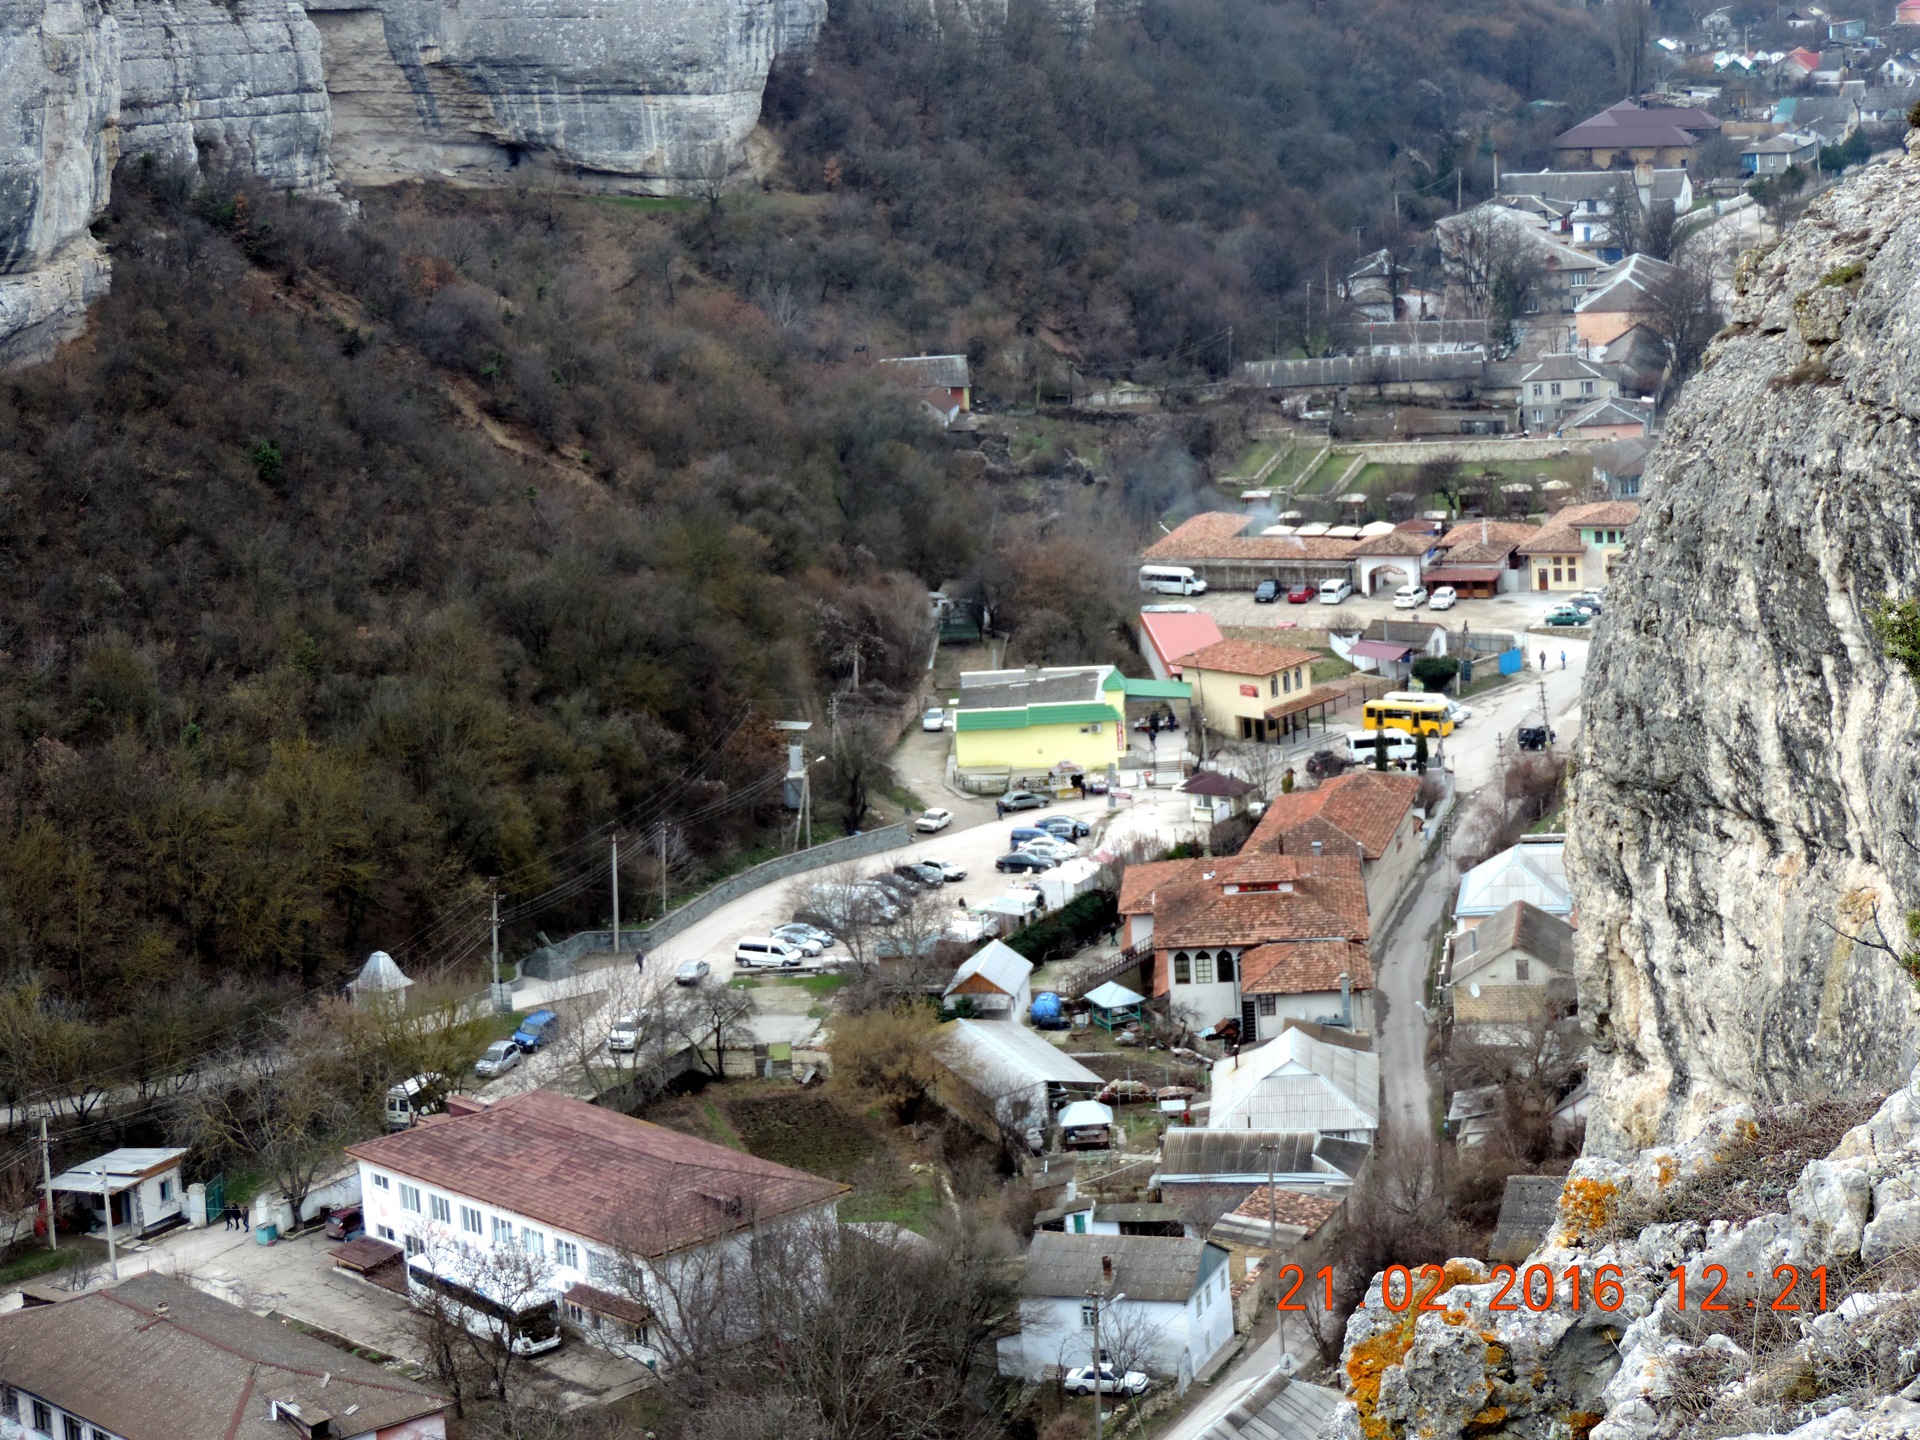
1209,1030,1380,1134
1197,1365,1345,1440
941,1019,1105,1089
878,354,971,388
1019,1232,1220,1302
954,701,1120,732
0,1275,447,1440
1455,839,1571,918
1160,1129,1320,1178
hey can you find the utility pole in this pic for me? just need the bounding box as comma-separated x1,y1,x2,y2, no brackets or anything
489,878,506,1013
1226,325,1234,375
658,823,670,919
610,832,622,959
98,1172,117,1280
40,1118,55,1252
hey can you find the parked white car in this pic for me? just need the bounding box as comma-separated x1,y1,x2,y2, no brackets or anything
928,859,968,882
1392,584,1429,610
1064,1365,1149,1397
921,707,945,732
1018,836,1079,861
607,1014,641,1053
915,807,954,833
1317,578,1353,605
1427,586,1458,611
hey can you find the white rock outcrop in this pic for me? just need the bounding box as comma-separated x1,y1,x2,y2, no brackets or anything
1569,132,1920,1156
0,0,117,365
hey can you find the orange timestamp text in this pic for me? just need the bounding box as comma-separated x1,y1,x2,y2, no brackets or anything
1344,1262,1837,1315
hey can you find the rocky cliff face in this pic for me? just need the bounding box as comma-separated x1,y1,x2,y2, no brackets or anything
1568,134,1920,1158
0,0,116,365
115,0,334,194
0,0,826,362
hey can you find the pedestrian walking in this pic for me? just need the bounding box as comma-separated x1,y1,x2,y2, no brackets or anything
1560,650,1567,670
635,950,646,973
1538,649,1546,670
995,799,1007,818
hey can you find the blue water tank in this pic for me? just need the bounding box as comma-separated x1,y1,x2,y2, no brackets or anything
1030,992,1064,1028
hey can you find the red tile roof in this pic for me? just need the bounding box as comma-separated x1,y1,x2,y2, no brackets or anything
1347,530,1432,558
347,1090,847,1256
1153,854,1370,951
1230,1185,1344,1232
1553,500,1642,527
1118,858,1212,915
1142,514,1358,563
1516,525,1583,557
1246,771,1421,861
1437,520,1540,550
1239,940,1374,995
1443,541,1520,566
1177,640,1318,676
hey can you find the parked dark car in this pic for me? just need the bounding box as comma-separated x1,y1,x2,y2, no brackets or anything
1287,582,1318,603
1253,579,1281,603
1305,747,1351,779
1517,725,1556,751
1038,816,1091,840
997,790,1051,813
324,1204,364,1241
996,851,1059,873
893,861,945,887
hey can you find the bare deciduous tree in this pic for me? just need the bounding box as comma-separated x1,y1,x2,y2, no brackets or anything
410,1230,559,1417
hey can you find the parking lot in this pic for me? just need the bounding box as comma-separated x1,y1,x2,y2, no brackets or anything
1187,583,1581,636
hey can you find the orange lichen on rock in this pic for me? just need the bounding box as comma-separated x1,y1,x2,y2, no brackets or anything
1443,1309,1467,1326
1465,1406,1508,1435
1558,1175,1619,1240
1346,1322,1417,1440
1655,1155,1676,1188
1566,1411,1605,1440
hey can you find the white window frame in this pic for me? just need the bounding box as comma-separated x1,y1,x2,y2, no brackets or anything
461,1205,484,1236
429,1194,451,1224
398,1183,422,1214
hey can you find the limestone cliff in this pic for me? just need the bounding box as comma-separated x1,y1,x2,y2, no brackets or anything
114,0,334,194
0,0,116,365
0,0,826,362
1569,135,1920,1157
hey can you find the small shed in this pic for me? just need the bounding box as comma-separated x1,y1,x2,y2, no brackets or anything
1084,981,1146,1033
943,939,1036,1020
1181,769,1254,824
1058,1100,1116,1150
48,1148,188,1238
348,949,414,1011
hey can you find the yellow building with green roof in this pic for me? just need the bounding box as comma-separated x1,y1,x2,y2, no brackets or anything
952,665,1189,775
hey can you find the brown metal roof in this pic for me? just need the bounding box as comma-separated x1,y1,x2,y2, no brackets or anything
563,1281,655,1328
0,1274,447,1440
328,1236,402,1274
347,1089,847,1256
1264,683,1347,720
1019,1232,1221,1303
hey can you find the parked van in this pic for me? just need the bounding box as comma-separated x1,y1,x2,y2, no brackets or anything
511,1009,559,1051
1317,578,1354,605
1343,730,1420,766
1009,826,1052,848
734,936,805,969
384,1073,446,1131
1138,565,1208,596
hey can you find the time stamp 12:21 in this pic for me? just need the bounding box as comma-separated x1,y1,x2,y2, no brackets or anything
1271,1263,1837,1314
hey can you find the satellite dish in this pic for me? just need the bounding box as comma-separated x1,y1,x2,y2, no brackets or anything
1469,983,1482,998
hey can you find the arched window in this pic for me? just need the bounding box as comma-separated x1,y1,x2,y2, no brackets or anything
1173,951,1191,984
1217,951,1235,983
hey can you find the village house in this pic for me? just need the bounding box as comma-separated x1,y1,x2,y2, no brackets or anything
1518,500,1641,589
1423,519,1540,597
45,1147,187,1240
1207,1026,1381,1142
1254,770,1424,919
1455,836,1572,932
1434,205,1606,315
999,1233,1235,1386
1444,899,1578,1027
1743,132,1820,175
1136,608,1224,681
1551,99,1723,170
1562,396,1653,441
941,939,1034,1020
1593,436,1652,499
345,1089,846,1365
1181,769,1256,826
876,354,971,426
0,1274,451,1440
1119,842,1374,1041
1574,253,1678,351
1495,169,1693,256
1517,354,1621,431
951,665,1130,778
1176,639,1340,745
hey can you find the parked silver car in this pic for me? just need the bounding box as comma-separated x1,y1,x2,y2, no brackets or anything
474,1039,522,1078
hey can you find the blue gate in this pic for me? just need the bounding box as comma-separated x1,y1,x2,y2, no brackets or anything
1497,648,1524,676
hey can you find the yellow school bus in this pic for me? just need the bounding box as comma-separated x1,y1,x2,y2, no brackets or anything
1362,693,1455,737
